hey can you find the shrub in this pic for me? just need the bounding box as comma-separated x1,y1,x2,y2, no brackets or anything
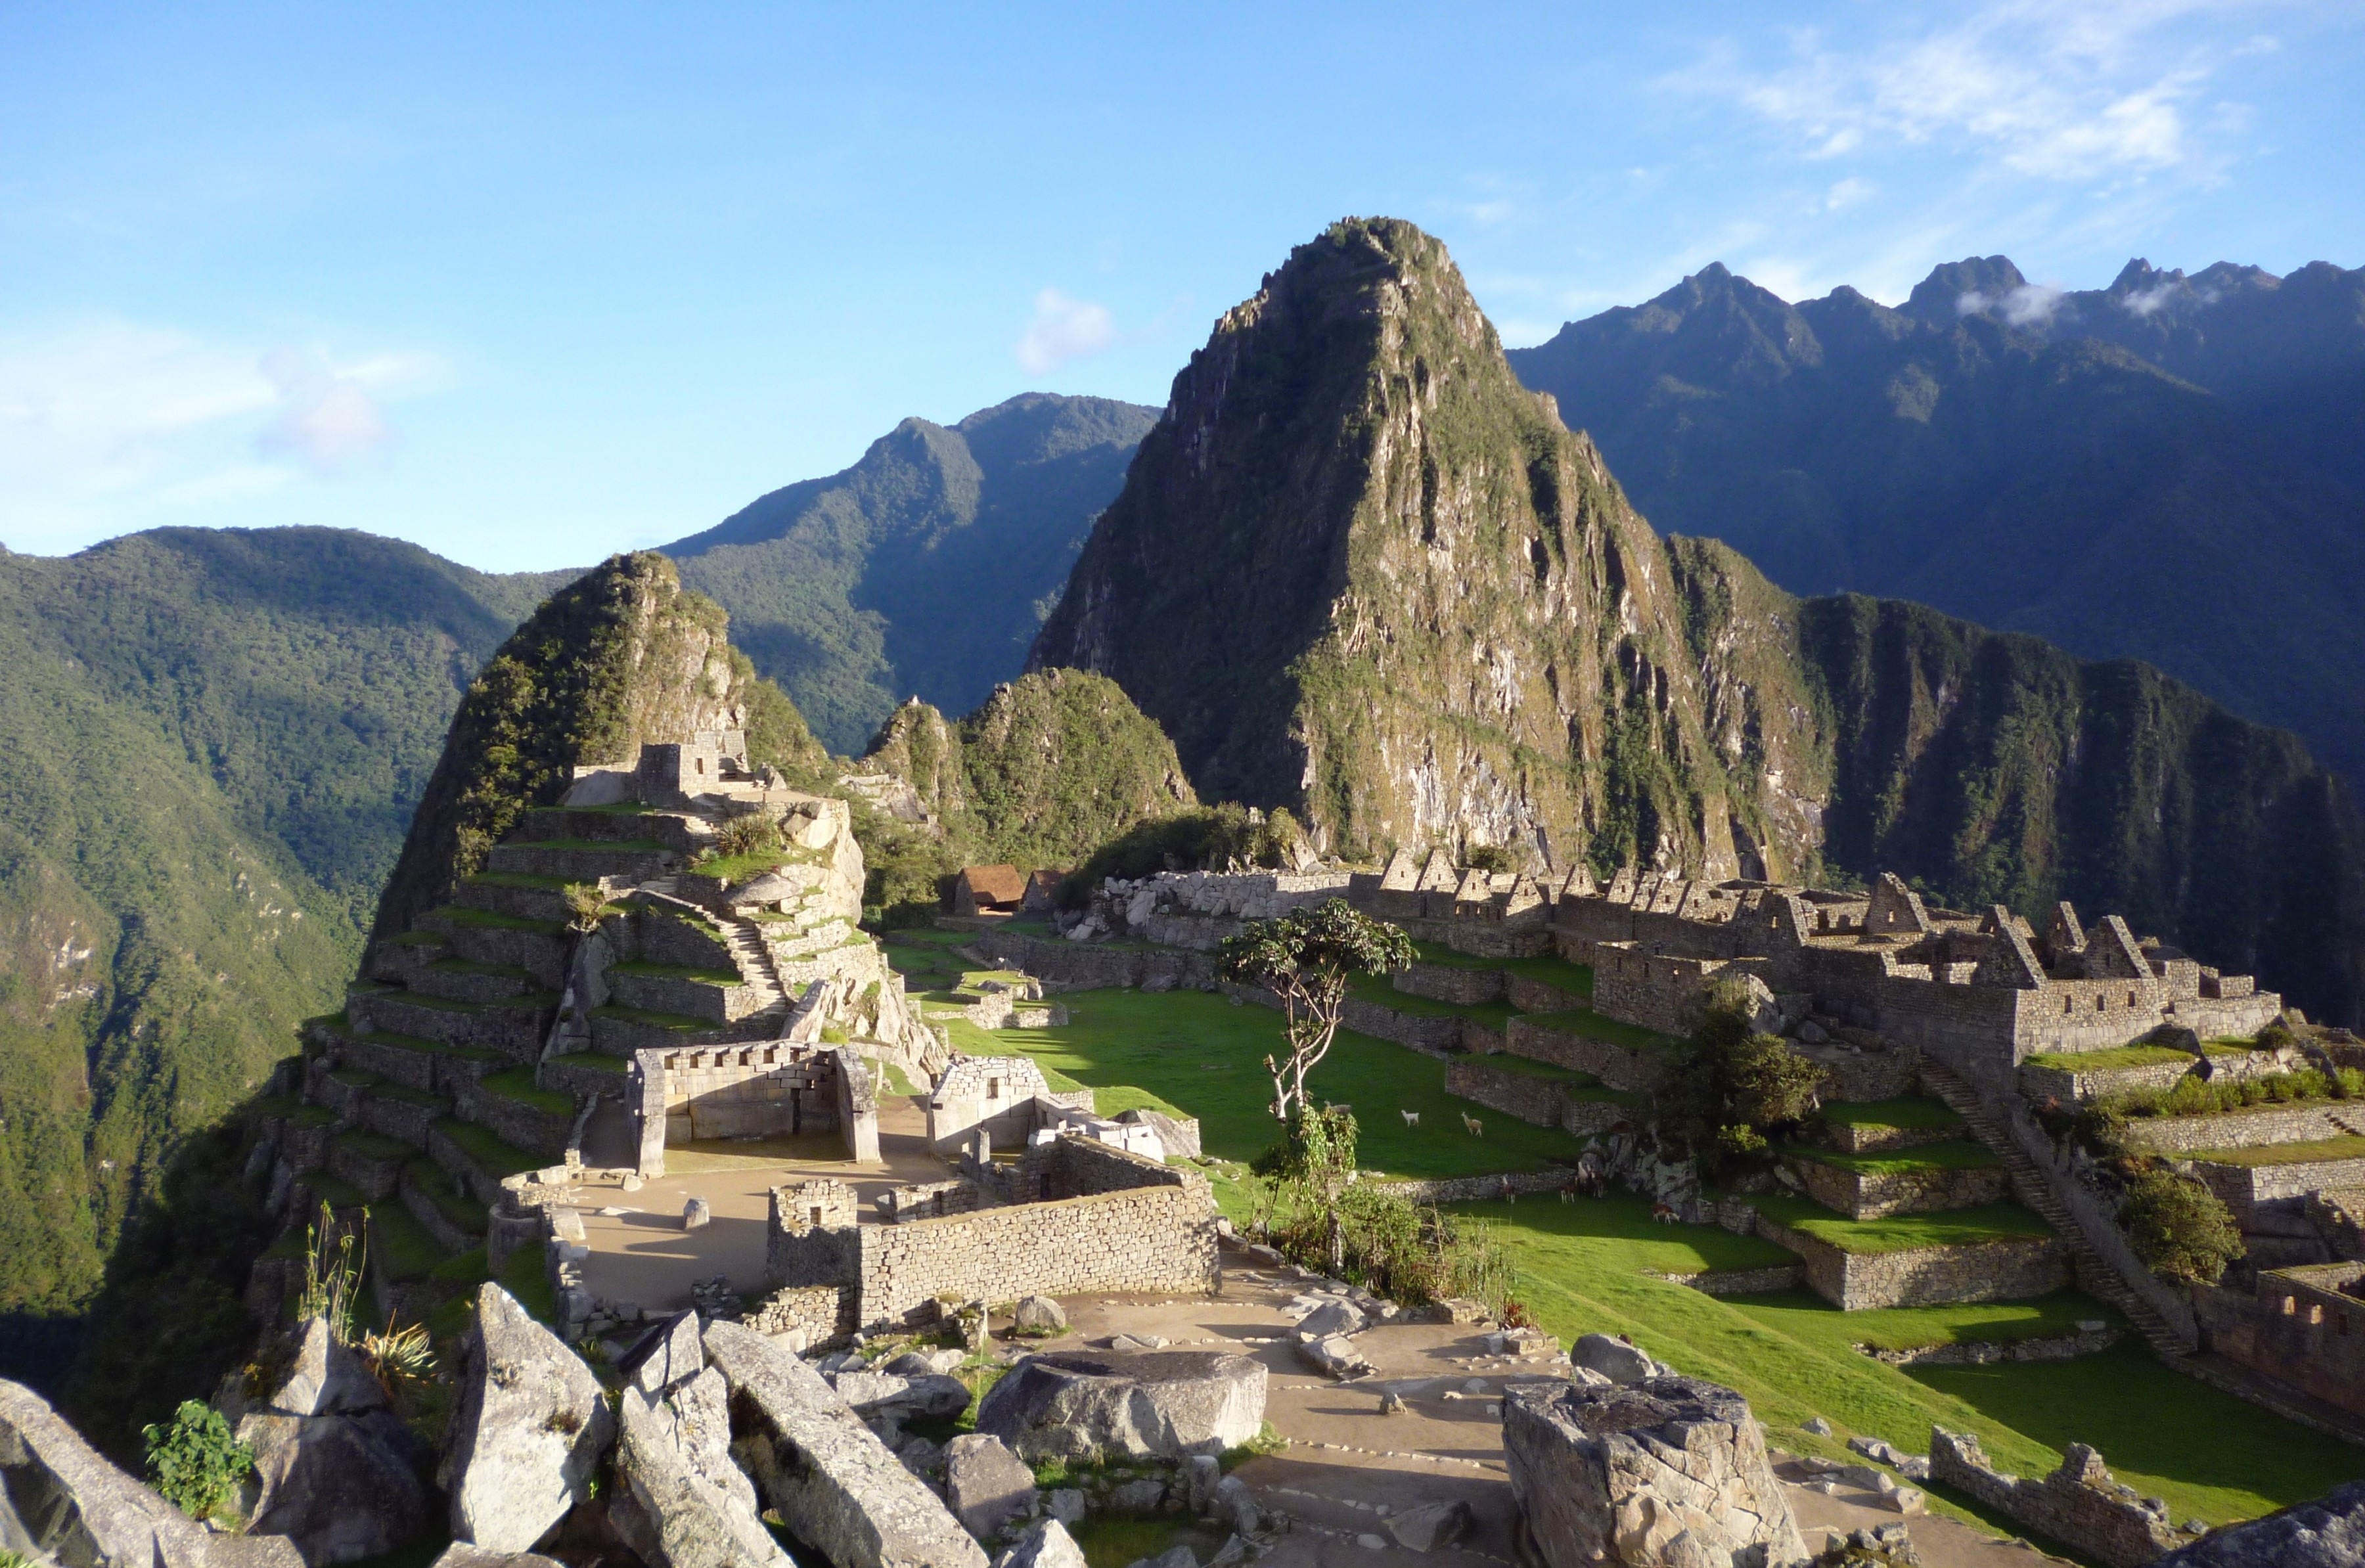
2122,1168,2243,1284
143,1400,253,1522
1057,805,1307,908
561,882,608,935
708,812,782,861
1652,996,1821,1176
1463,844,1517,874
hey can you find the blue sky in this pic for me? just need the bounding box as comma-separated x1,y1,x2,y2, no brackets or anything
4,2,2360,573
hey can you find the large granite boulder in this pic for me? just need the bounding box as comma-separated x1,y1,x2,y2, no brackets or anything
974,1351,1265,1462
0,1378,304,1568
993,1519,1088,1568
831,1371,974,1423
944,1434,1037,1540
2153,1481,2365,1567
702,1319,987,1568
614,1361,791,1568
234,1318,433,1565
1502,1374,1809,1568
444,1284,615,1554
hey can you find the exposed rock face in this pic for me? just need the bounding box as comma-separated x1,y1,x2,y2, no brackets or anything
993,1519,1089,1568
943,1434,1037,1539
973,1350,1267,1461
240,1391,432,1566
0,1378,303,1568
445,1284,616,1554
1025,216,2365,1025
1502,1374,1809,1568
614,1363,791,1568
1570,1334,1659,1386
702,1320,987,1568
2153,1481,2365,1567
1012,1295,1067,1333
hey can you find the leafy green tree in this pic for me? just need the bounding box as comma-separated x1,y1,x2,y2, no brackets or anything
1653,983,1822,1174
1217,900,1416,1124
2123,1168,2243,1284
143,1400,252,1522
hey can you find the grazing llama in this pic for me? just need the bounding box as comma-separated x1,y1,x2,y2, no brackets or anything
1461,1112,1484,1137
1650,1199,1678,1224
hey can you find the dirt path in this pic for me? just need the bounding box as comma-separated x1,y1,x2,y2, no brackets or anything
1034,1246,2069,1568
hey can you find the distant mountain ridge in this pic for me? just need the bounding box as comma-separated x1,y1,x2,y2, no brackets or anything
1505,254,2365,783
664,392,1160,753
1033,217,2365,1027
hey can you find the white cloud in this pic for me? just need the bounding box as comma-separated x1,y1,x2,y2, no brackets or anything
1015,288,1117,374
1958,281,2069,325
256,346,395,471
0,321,432,549
1824,177,1876,212
1678,1,2251,183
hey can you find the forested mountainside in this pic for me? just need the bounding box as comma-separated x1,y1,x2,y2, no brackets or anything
0,528,574,1358
1031,217,2365,1025
1504,256,2365,784
851,667,1198,914
664,392,1160,753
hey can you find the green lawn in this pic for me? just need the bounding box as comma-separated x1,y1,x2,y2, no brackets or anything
480,1069,573,1116
2190,1136,2365,1167
437,906,565,933
1407,943,1596,997
1454,1196,2363,1529
434,1117,543,1179
1349,972,1517,1029
1788,1140,2002,1176
370,1203,449,1281
967,985,1577,1179
2025,1044,2195,1072
1749,1194,2054,1253
1822,1097,1964,1132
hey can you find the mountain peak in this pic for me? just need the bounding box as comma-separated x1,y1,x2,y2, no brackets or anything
1903,255,2029,324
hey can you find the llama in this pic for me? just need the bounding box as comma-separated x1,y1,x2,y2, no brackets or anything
1401,1109,1420,1129
1650,1199,1678,1224
1460,1112,1484,1137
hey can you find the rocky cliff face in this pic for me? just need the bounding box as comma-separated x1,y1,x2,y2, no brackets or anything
372,553,759,944
1029,218,2365,1023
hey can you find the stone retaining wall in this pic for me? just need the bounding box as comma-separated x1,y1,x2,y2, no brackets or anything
455,1080,573,1157
1750,1212,2067,1309
1363,1169,1574,1203
1444,1058,1633,1140
955,928,1221,993
1822,1119,1958,1154
1656,1265,1805,1296
2018,1056,2197,1105
745,1284,858,1351
1504,974,1587,1014
2120,1104,2350,1155
1395,964,1502,1005
1782,1153,2009,1220
1340,996,1467,1058
2188,1154,2365,1221
1504,1016,1669,1091
1929,1429,2194,1567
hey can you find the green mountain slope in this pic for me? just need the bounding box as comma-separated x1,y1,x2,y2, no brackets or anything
1030,217,2365,1025
1504,257,2365,784
664,393,1158,753
857,667,1196,880
0,528,574,1367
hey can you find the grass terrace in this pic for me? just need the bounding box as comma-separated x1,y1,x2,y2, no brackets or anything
466,871,574,891
2188,1135,2365,1167
434,1117,544,1180
437,906,567,933
589,1002,714,1034
1822,1098,1964,1134
1514,1006,1684,1054
304,1173,371,1210
405,1159,489,1233
370,1203,449,1282
480,1069,574,1116
1409,943,1596,996
1786,1141,2002,1177
609,960,745,985
1348,971,1517,1029
562,1051,632,1075
966,985,1575,1180
1453,1194,2360,1529
1747,1194,2053,1253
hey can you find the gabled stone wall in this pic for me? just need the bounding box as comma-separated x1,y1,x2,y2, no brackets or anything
2192,1262,2365,1421
1929,1429,2199,1567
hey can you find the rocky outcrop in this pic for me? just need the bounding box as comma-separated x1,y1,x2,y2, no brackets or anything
0,1378,304,1568
614,1361,791,1568
992,1519,1089,1568
444,1284,615,1555
974,1350,1266,1461
702,1319,987,1568
1502,1374,1809,1568
227,1317,434,1565
2153,1481,2365,1567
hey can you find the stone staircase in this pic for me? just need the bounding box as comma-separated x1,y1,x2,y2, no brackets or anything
627,879,792,1037
1920,1056,2201,1357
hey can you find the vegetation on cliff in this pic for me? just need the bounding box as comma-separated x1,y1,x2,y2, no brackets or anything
852,668,1199,919
1030,217,2365,1024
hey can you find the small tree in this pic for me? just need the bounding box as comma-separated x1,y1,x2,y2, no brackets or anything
1217,899,1416,1125
2123,1168,2243,1284
1653,987,1822,1176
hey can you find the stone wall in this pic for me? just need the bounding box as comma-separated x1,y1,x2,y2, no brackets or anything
1504,973,1587,1014
2189,1154,2365,1222
2120,1104,2351,1155
1782,1152,2010,1220
2019,1055,2199,1105
1751,1211,2067,1309
1444,1058,1633,1138
957,928,1220,994
1929,1429,2197,1567
1340,996,1467,1058
1395,963,1502,1006
655,1041,845,1145
1363,1169,1580,1203
1588,945,1746,1037
2192,1263,2365,1422
744,1284,857,1351
453,1079,574,1158
1504,1016,1669,1092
